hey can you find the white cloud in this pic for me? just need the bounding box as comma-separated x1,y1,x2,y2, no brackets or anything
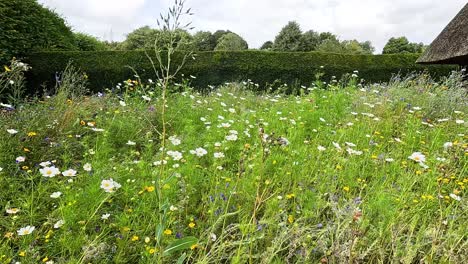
38,0,466,53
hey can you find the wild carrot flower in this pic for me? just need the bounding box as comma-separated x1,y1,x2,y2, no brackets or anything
190,147,208,157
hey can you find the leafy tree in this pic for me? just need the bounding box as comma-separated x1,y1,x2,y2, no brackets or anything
103,41,122,51
0,0,76,62
272,21,303,51
260,41,273,50
193,31,216,51
359,40,375,54
382,37,425,54
319,32,339,43
119,26,159,50
155,29,193,50
119,26,192,50
316,39,344,53
341,40,375,54
213,30,231,45
74,33,107,51
214,33,248,51
299,30,321,51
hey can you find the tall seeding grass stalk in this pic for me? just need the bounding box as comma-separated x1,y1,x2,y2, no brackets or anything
142,0,196,262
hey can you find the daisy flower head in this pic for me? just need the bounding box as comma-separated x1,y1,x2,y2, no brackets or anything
101,213,111,220
40,166,61,178
449,193,462,201
39,161,52,167
16,156,25,163
17,226,35,236
100,179,121,193
408,152,426,163
225,134,238,141
6,208,20,214
83,163,92,172
7,129,18,135
54,220,65,229
443,142,453,149
62,169,77,177
50,192,62,198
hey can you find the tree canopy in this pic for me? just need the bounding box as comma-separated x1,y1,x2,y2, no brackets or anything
74,33,107,51
0,0,77,62
272,21,303,51
383,37,425,54
214,33,248,51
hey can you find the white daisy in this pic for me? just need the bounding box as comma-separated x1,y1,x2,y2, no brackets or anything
408,152,426,163
50,192,62,198
83,163,92,172
54,220,65,229
62,169,77,177
17,226,35,236
40,166,61,178
7,129,18,134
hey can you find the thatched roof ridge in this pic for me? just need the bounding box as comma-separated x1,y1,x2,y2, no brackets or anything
417,4,468,65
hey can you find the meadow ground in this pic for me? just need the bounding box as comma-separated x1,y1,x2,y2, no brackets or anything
0,71,467,263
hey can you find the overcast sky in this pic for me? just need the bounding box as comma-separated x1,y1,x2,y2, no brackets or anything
38,0,466,53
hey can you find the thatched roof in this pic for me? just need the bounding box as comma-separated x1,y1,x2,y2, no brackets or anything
417,3,468,65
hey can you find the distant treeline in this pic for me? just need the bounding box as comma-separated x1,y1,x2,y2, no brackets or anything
1,0,428,65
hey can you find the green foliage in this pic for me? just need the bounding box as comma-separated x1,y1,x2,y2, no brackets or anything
193,31,217,51
299,30,321,51
214,33,248,51
272,21,303,51
25,51,456,93
341,40,375,54
119,26,193,51
316,39,374,54
316,39,345,53
74,33,107,51
0,0,77,63
260,41,273,50
212,30,232,44
383,37,425,54
118,26,159,50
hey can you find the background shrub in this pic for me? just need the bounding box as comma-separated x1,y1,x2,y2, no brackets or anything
0,0,77,64
24,50,457,94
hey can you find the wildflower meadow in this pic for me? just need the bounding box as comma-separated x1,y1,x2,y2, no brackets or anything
0,61,467,263
1,1,467,263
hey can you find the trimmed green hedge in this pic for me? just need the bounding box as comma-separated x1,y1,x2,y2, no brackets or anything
25,51,456,93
